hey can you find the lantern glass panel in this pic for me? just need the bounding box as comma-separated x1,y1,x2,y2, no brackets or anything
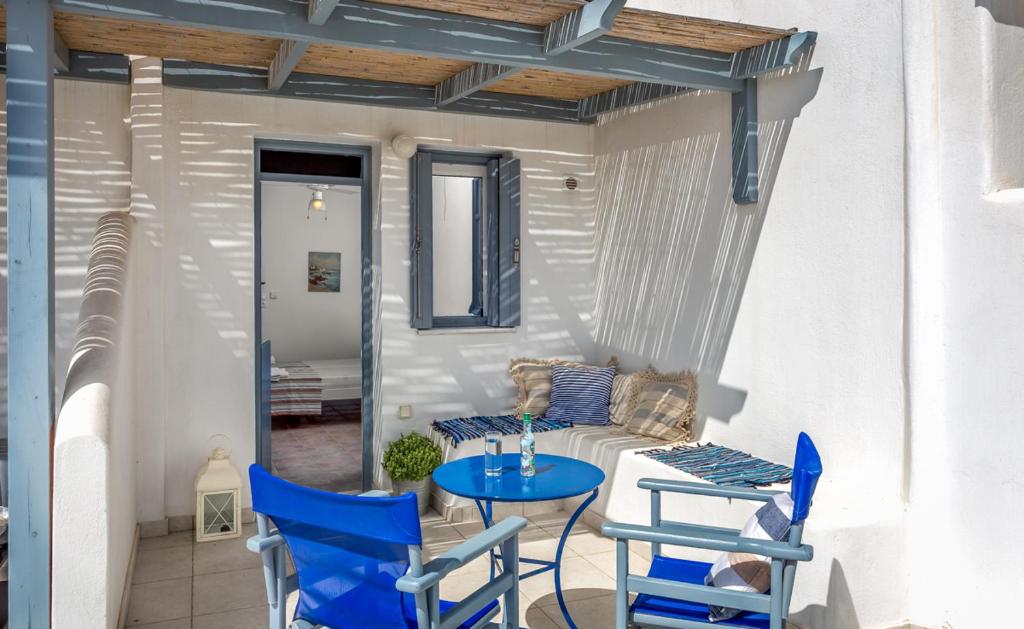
202,491,236,536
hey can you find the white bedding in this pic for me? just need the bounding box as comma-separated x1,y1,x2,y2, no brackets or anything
305,358,362,400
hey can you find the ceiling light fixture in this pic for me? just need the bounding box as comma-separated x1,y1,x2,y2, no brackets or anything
307,185,327,220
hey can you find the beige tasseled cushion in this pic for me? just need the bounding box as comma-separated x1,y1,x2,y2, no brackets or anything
623,368,698,442
608,374,634,425
509,356,618,418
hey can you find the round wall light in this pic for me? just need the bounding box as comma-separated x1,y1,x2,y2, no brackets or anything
391,135,418,159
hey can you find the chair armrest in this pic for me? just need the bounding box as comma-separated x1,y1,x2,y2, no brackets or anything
602,521,813,562
247,533,285,554
638,478,784,503
395,516,528,594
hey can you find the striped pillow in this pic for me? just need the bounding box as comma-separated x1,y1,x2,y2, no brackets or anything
544,365,616,426
706,492,794,622
509,357,617,418
623,369,697,442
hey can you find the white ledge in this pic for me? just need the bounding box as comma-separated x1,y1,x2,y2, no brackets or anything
417,326,518,336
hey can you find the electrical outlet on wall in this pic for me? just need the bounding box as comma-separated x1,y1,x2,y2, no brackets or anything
398,405,413,419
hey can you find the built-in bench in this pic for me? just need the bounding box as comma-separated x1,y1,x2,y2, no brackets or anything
430,424,790,551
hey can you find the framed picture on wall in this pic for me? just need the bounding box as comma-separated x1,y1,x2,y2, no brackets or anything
308,251,341,293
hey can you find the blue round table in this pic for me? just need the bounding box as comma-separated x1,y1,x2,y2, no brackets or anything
433,453,605,629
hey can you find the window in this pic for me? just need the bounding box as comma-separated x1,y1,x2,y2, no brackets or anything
410,149,521,329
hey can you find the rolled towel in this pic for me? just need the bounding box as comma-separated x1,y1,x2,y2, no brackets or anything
270,367,289,380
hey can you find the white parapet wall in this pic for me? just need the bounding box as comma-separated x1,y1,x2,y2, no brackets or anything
52,212,137,629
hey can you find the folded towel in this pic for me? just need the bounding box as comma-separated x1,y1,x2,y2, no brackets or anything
270,367,289,379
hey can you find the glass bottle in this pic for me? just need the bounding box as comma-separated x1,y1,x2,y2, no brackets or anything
520,412,536,477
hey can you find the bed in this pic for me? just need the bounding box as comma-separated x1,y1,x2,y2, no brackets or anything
270,358,361,416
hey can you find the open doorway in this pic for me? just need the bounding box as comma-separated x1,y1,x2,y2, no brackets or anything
254,141,373,492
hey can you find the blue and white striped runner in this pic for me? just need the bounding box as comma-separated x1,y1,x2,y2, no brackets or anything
638,443,792,487
430,414,572,447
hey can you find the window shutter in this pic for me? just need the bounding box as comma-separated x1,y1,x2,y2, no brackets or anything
410,151,433,329
496,155,521,327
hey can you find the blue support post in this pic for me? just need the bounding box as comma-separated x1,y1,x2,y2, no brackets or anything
732,78,759,204
6,1,56,627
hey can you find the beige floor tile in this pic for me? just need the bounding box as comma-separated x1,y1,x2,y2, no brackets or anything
125,577,192,627
544,523,616,556
133,545,193,584
579,549,651,580
192,605,270,629
139,531,193,551
524,602,562,629
192,567,267,616
517,556,616,606
539,590,620,629
193,532,261,575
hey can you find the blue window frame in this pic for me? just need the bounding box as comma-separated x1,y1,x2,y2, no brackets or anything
411,148,521,330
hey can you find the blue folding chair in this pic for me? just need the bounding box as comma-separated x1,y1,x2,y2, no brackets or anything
602,433,822,629
247,464,527,629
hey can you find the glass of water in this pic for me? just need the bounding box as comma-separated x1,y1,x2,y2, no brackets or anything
484,431,502,477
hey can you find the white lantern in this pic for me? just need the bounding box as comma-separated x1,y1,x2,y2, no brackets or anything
194,447,242,543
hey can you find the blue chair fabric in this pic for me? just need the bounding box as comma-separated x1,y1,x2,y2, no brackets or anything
249,464,498,629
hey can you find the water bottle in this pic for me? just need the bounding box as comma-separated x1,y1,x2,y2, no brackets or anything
520,412,536,477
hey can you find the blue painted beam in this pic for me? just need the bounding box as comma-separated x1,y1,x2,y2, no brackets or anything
163,60,584,124
6,1,56,627
52,0,743,92
731,31,816,80
308,0,341,26
0,46,131,83
731,78,758,204
51,27,70,73
267,39,310,90
544,0,627,56
578,82,690,120
435,63,519,107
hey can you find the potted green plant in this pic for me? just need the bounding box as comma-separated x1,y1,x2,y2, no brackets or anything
382,433,443,515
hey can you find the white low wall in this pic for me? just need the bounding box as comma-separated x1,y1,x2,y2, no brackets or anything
52,212,137,629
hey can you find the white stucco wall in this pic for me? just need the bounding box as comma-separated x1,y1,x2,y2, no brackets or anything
0,79,131,444
260,181,363,362
126,58,595,519
592,2,907,625
904,2,1024,627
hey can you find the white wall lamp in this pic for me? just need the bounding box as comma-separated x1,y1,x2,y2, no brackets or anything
391,134,418,160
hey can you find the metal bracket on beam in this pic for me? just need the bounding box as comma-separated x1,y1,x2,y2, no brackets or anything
731,31,817,80
731,78,758,204
544,0,628,56
435,63,518,107
267,39,310,90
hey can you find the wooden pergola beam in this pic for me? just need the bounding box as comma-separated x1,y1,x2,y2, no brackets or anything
267,39,310,90
6,1,57,627
163,60,584,124
434,63,518,107
51,0,743,92
544,0,627,56
578,82,690,120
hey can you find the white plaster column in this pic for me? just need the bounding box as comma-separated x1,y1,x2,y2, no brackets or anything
130,57,170,532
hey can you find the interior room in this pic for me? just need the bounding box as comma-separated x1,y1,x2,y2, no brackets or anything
260,178,365,493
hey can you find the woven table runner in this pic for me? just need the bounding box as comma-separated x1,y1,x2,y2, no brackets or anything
638,443,792,487
430,414,572,447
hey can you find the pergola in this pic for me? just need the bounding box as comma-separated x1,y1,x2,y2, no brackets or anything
2,1,813,626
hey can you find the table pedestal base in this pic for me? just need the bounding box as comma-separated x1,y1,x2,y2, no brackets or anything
474,488,599,629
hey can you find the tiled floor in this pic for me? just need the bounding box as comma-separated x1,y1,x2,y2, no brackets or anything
126,509,649,628
271,400,362,493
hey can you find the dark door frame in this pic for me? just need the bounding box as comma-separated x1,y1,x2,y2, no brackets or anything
253,139,374,491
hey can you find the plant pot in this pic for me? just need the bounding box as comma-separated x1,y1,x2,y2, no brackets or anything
393,477,432,516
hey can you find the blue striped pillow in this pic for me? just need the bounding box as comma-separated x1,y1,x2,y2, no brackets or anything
545,365,616,426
